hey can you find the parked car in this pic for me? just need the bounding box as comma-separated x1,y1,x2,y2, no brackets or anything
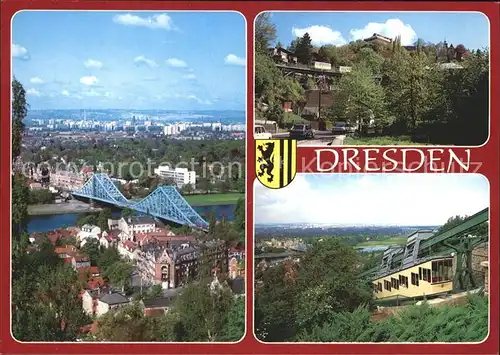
289,124,314,139
255,124,273,139
332,122,356,135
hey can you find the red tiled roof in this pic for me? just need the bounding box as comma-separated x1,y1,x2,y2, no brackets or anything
55,245,77,254
122,240,137,251
107,230,121,238
73,254,90,262
135,233,194,245
79,266,101,275
87,277,106,290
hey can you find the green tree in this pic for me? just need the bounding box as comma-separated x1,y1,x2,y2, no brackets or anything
181,183,194,195
220,297,245,341
104,261,134,292
29,189,54,204
76,212,98,227
12,174,29,242
298,294,488,342
208,210,217,236
255,12,276,54
288,37,300,53
328,63,388,131
11,79,29,242
216,179,230,193
295,32,313,64
121,207,135,219
12,78,28,161
233,197,245,233
383,50,433,133
255,238,372,342
255,51,305,118
13,261,90,341
197,178,212,193
356,47,384,74
145,284,164,299
171,278,234,341
255,262,298,341
97,208,112,231
94,303,160,341
97,247,122,271
82,238,101,266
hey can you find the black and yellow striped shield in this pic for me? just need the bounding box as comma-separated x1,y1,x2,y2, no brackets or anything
255,139,297,189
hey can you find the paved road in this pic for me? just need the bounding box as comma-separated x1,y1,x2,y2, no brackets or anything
272,130,346,146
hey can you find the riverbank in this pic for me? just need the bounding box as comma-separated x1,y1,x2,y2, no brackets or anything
28,193,242,216
28,203,236,234
183,193,244,206
28,201,102,216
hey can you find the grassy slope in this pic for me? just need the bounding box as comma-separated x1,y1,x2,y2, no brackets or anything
344,136,423,146
183,193,244,206
355,236,408,247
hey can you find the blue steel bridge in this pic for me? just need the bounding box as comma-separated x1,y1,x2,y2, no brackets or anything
72,173,208,230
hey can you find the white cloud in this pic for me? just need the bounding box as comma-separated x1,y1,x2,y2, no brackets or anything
83,89,100,97
104,92,113,98
224,54,246,66
27,88,41,96
255,174,489,226
84,59,103,69
80,76,99,86
113,13,174,30
349,19,418,46
292,25,346,46
134,56,158,68
12,43,29,59
183,73,196,79
61,90,84,100
30,77,44,84
166,58,187,68
187,94,212,105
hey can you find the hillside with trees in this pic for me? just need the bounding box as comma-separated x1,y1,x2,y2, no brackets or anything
255,13,489,145
254,238,488,342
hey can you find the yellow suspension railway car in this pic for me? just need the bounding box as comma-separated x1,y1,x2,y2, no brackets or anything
372,256,454,300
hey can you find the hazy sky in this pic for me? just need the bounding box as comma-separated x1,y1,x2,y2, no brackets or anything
267,12,489,50
12,11,246,110
254,174,489,226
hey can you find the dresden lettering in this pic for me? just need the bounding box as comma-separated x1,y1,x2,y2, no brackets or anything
311,148,472,173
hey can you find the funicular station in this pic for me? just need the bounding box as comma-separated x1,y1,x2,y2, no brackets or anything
360,208,489,305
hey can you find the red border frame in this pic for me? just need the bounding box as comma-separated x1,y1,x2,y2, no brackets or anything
1,1,498,354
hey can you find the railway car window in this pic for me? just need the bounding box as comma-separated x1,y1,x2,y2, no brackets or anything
391,277,399,290
384,280,391,291
411,272,419,286
378,282,382,292
399,275,409,288
419,267,422,280
431,259,453,283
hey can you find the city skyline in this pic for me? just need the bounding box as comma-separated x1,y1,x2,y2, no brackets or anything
12,11,246,111
266,12,489,50
254,174,489,226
